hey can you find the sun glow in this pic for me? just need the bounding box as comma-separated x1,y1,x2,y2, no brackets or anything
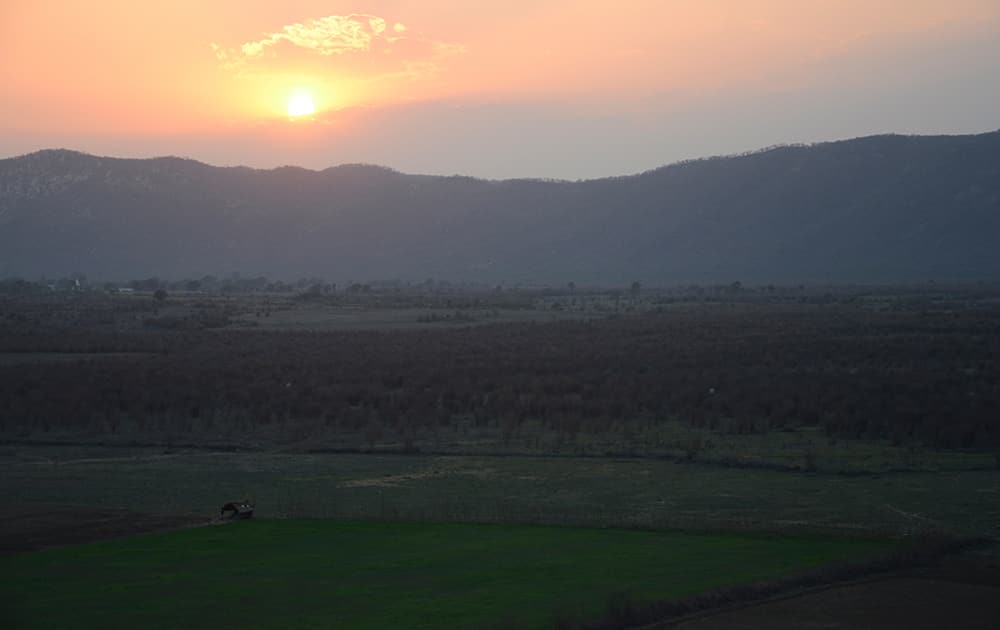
287,90,316,118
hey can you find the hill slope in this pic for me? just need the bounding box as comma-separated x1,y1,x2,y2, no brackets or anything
1,131,999,283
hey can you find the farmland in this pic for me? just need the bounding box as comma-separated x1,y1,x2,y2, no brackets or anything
2,284,999,459
2,283,999,627
2,447,998,537
0,519,892,629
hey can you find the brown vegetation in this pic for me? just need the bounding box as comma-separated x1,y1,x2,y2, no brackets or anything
1,287,997,456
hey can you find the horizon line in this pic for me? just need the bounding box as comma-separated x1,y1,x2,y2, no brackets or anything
4,128,999,183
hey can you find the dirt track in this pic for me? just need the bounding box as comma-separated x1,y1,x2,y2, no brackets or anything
0,504,207,556
669,551,1000,630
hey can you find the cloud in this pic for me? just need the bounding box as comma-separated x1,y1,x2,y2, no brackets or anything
213,13,463,81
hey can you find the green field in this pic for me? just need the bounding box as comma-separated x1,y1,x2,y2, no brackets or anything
0,520,890,629
3,447,998,536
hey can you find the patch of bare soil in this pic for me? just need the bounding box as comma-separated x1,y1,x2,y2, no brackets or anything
670,552,1000,630
0,504,207,556
338,461,498,488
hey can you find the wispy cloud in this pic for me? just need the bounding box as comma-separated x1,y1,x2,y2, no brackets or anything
212,13,464,81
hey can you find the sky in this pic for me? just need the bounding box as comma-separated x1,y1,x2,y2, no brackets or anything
2,0,999,179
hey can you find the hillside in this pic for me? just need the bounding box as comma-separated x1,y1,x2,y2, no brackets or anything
1,131,999,283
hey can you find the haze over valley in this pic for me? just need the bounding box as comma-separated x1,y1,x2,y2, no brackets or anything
3,2,1000,628
3,130,999,285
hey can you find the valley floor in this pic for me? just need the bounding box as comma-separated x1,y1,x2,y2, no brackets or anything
0,518,890,629
2,446,997,537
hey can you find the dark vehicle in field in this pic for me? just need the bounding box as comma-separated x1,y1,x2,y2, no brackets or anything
220,500,254,520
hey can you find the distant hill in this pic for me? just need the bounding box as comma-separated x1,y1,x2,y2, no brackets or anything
1,131,999,284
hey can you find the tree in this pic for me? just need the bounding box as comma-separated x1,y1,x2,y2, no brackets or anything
153,288,168,303
132,277,161,291
630,281,641,298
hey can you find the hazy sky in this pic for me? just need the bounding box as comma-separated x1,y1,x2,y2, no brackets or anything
2,0,999,179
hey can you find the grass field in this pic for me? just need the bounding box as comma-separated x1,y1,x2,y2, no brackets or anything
3,446,997,536
0,520,891,629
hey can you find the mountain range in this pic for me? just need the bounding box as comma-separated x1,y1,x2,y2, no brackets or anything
1,131,999,284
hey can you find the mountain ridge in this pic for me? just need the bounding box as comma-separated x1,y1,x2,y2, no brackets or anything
2,131,999,283
8,128,1000,181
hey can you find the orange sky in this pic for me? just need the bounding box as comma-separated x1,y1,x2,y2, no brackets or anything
2,0,999,177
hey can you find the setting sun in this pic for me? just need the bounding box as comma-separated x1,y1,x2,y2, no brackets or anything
287,90,316,118
2,2,1000,628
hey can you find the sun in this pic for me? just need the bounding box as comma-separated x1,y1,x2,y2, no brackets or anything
287,90,316,118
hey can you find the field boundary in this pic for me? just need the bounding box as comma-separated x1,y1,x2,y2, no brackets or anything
0,504,211,557
4,437,995,476
570,536,993,630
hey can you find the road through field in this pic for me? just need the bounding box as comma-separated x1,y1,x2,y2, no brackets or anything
668,548,1000,630
0,504,206,556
